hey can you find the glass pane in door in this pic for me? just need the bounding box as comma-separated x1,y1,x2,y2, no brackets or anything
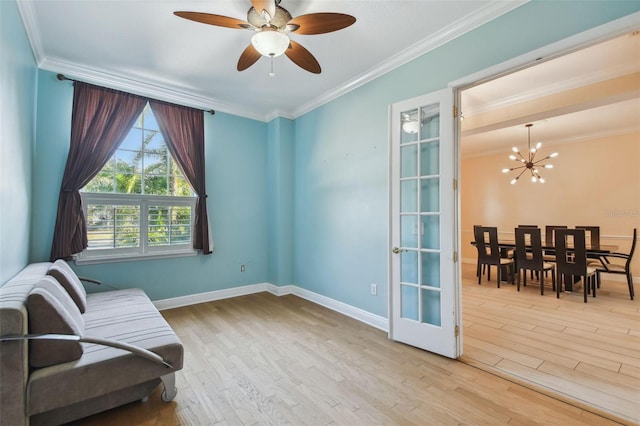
421,106,440,139
401,285,419,320
401,145,418,178
401,109,420,144
401,215,418,248
421,141,439,176
401,250,418,284
421,252,440,288
420,178,439,212
421,288,441,326
401,180,418,212
421,215,439,249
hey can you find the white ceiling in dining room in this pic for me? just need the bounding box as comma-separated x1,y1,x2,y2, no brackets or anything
460,31,640,158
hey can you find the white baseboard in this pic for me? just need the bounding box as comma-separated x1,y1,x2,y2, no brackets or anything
153,283,272,311
154,282,389,332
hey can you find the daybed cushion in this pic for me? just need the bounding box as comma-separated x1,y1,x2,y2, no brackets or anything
47,259,87,313
27,276,85,368
27,288,183,416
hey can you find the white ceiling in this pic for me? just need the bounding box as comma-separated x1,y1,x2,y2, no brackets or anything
18,0,525,121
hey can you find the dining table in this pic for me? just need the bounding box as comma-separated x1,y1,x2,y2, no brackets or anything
471,238,618,291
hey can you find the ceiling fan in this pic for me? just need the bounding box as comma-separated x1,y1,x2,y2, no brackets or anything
174,0,356,75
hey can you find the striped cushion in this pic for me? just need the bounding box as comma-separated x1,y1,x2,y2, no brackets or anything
27,276,84,368
47,260,87,313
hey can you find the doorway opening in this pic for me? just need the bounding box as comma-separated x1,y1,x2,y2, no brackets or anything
454,22,640,424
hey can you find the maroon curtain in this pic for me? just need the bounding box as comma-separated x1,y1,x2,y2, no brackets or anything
50,82,146,261
149,100,212,254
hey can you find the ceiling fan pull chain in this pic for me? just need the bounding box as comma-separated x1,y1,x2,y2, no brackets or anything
269,55,275,78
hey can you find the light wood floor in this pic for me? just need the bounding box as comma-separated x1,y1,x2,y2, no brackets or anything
460,263,639,425
72,290,633,425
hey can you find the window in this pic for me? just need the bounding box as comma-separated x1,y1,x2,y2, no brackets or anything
77,104,197,263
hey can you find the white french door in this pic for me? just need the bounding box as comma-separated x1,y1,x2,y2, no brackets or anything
389,88,460,359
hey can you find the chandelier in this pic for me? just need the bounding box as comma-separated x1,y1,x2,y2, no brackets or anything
502,123,558,184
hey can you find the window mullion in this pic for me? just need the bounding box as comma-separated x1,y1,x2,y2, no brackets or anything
140,198,149,253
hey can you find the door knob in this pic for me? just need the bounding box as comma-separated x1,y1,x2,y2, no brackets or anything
392,247,401,254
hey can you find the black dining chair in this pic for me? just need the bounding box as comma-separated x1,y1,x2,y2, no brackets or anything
473,225,487,279
554,228,597,303
576,225,607,269
514,227,555,295
593,228,636,300
544,226,567,260
473,226,514,287
517,225,539,278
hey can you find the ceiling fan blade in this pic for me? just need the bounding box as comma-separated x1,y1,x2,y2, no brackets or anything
237,44,262,71
174,11,252,30
285,41,321,74
250,0,276,20
288,13,356,35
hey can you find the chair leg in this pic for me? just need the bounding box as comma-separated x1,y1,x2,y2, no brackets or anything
516,269,521,291
627,272,634,300
583,275,588,303
556,273,561,298
497,265,501,289
540,271,544,295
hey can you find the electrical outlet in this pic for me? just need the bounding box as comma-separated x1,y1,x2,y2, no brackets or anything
370,283,377,296
240,264,246,272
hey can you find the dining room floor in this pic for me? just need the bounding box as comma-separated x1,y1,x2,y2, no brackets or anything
460,262,639,425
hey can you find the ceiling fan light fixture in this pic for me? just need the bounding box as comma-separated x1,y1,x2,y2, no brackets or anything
402,120,420,134
251,30,289,57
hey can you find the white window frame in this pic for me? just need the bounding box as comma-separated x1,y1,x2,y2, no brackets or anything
75,192,197,265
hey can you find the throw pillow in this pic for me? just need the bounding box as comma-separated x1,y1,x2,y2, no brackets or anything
47,259,87,313
27,276,85,368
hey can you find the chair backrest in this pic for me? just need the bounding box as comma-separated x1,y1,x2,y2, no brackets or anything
515,227,544,270
576,226,600,247
555,228,588,276
625,228,637,268
545,225,567,246
517,225,538,228
474,226,501,264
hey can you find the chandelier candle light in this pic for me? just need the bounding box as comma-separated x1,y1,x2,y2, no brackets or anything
502,123,558,184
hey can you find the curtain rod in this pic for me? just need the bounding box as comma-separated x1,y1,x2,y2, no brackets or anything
56,74,215,115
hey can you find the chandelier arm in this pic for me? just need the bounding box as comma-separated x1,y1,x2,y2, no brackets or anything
514,168,528,181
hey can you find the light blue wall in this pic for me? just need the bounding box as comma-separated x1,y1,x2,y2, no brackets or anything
0,1,38,284
6,0,638,310
267,117,294,285
292,1,640,318
30,71,270,300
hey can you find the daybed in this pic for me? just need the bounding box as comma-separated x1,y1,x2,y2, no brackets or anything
0,261,184,425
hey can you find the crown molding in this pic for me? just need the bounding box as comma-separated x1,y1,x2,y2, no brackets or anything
289,0,529,118
461,126,639,159
17,0,527,123
16,0,43,64
38,57,271,122
464,62,640,116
